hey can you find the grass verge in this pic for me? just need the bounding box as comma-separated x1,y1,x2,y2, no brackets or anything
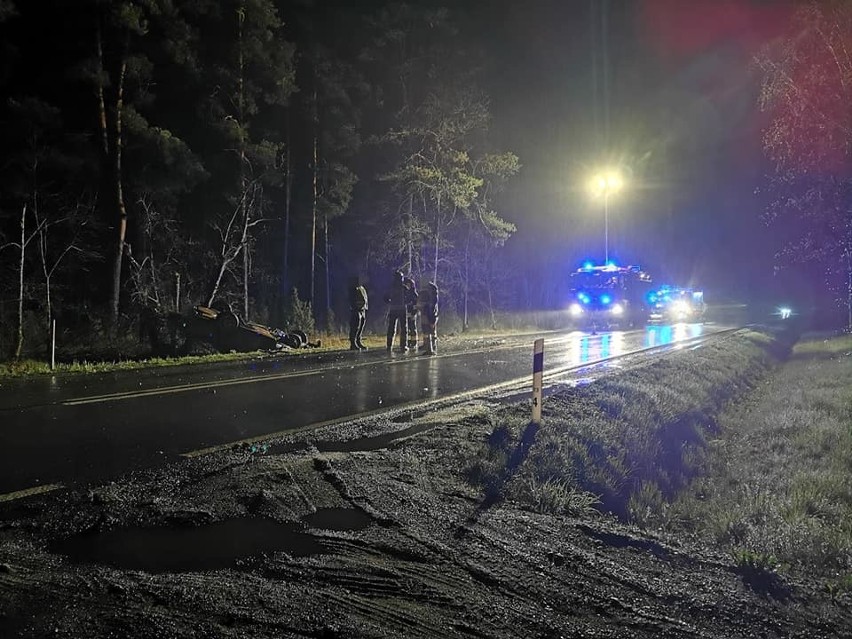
465,328,792,520
464,326,852,590
648,332,852,587
0,335,374,378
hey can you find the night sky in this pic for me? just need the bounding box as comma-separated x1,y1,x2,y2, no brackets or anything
470,0,796,303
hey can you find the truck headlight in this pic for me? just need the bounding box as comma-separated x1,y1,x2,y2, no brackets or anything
672,300,690,316
570,303,583,317
611,303,624,316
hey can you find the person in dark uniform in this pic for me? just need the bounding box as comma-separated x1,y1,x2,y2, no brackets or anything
404,277,419,351
384,269,408,352
348,276,369,350
419,281,439,354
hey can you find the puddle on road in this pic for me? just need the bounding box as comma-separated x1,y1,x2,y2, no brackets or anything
303,506,372,531
52,508,371,573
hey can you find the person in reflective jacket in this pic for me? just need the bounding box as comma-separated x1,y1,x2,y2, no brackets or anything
384,269,408,352
419,281,439,354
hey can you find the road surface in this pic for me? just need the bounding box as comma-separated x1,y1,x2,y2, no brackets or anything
0,323,729,498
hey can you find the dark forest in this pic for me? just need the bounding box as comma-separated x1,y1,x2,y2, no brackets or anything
0,0,523,358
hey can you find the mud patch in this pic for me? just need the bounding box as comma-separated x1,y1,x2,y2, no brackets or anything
51,508,372,573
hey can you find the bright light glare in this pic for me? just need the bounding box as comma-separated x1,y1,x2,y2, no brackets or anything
778,307,792,320
570,303,584,317
672,300,690,315
606,173,623,190
611,303,624,316
588,169,625,197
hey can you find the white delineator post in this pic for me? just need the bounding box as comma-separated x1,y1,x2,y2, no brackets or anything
532,338,544,423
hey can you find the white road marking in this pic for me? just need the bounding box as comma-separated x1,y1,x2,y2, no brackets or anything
0,483,63,503
62,367,332,405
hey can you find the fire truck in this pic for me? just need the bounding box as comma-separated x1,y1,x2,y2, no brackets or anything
567,262,654,329
646,286,707,323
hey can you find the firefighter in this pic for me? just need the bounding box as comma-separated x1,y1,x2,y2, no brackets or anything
419,281,439,355
348,276,368,351
404,277,419,350
384,269,408,352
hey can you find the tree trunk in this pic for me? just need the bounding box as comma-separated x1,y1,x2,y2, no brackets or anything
109,56,128,326
95,22,109,159
282,115,292,292
310,129,318,307
37,216,51,330
432,194,441,284
237,4,249,321
14,204,26,359
324,215,331,329
487,276,496,330
243,242,250,320
174,271,181,312
207,253,237,308
463,226,470,331
407,195,413,272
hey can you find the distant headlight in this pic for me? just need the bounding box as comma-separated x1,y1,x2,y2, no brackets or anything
611,303,624,316
570,303,584,317
778,307,792,319
672,300,691,315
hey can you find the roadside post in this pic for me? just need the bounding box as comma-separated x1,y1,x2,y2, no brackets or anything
532,338,544,423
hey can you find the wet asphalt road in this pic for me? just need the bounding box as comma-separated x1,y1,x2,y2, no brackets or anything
0,323,728,496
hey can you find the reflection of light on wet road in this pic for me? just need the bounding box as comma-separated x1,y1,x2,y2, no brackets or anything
568,325,706,364
426,358,440,400
569,330,626,365
611,331,624,356
645,323,703,349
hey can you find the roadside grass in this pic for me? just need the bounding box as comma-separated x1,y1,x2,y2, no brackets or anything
0,333,385,378
647,331,852,584
0,351,269,377
464,329,791,522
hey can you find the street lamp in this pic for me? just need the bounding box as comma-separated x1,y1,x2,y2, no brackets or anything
588,169,624,263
